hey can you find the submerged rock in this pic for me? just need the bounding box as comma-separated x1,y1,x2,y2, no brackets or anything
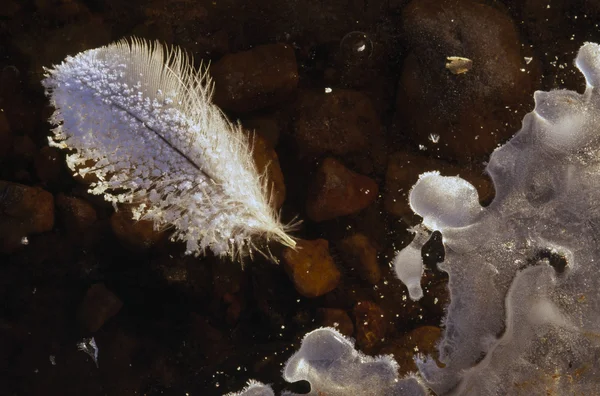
282,238,340,298
306,157,378,222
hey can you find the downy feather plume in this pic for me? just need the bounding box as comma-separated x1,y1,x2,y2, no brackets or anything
42,37,296,259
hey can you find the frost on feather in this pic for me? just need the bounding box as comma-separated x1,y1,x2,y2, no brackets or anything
42,37,296,259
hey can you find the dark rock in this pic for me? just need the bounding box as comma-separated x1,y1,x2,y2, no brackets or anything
251,132,286,210
0,181,54,253
223,292,243,325
306,157,378,222
338,233,381,285
282,238,341,298
0,112,12,160
14,16,111,83
380,326,442,375
419,276,450,322
0,66,35,135
110,207,165,251
134,0,229,57
210,258,246,322
396,0,536,161
212,43,299,113
34,146,65,187
317,307,354,337
353,300,387,353
189,314,229,364
293,89,380,157
0,0,20,17
12,135,37,163
238,0,387,46
244,116,280,147
211,260,243,299
77,283,123,332
34,0,91,23
55,194,97,233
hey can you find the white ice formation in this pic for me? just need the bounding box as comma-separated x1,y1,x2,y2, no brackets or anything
228,42,600,395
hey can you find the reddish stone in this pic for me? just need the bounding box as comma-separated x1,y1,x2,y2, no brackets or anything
317,307,354,337
55,194,97,233
212,43,299,113
244,116,280,147
380,326,442,375
251,132,286,210
294,89,381,157
77,283,123,332
0,112,12,159
34,146,64,187
12,135,37,162
306,157,378,222
0,181,54,252
282,238,341,298
338,233,381,285
110,207,165,251
353,300,387,353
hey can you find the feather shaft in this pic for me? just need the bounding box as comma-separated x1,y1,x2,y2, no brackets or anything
42,37,296,259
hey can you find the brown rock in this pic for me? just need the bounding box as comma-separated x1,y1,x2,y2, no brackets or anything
34,0,91,23
251,133,286,210
34,146,65,187
338,233,381,285
282,238,341,298
0,111,12,159
353,300,387,353
77,283,123,332
0,0,20,17
306,157,378,222
244,116,280,147
294,89,381,157
396,0,535,161
211,43,299,113
211,259,243,298
518,1,578,90
189,314,228,363
384,150,494,220
317,307,354,337
380,326,442,374
223,292,243,325
0,181,54,252
139,0,228,57
0,66,33,135
12,135,36,163
14,16,111,84
150,255,212,299
419,277,450,322
110,207,165,251
55,194,97,233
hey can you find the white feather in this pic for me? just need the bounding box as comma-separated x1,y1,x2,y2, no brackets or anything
42,37,296,259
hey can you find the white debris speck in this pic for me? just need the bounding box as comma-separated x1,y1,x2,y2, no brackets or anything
77,337,99,368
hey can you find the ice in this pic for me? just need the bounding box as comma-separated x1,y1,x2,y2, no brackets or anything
228,42,600,396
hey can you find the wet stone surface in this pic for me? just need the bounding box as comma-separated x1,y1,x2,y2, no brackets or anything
282,238,341,298
306,157,379,222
